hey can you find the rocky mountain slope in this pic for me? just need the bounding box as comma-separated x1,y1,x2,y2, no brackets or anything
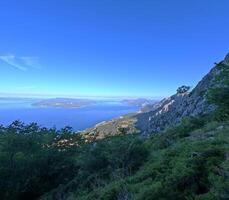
136,53,229,136
81,53,229,139
81,114,139,141
136,68,216,135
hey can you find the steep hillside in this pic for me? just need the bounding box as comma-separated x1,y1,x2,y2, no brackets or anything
136,53,229,136
82,114,139,142
82,54,228,139
136,65,219,135
41,119,229,200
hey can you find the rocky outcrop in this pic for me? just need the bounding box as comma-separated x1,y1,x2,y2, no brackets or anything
81,53,228,139
81,114,139,141
136,57,228,136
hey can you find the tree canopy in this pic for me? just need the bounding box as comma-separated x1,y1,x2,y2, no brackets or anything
177,85,191,94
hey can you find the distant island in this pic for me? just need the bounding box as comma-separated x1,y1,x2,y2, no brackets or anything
32,98,96,108
32,98,157,109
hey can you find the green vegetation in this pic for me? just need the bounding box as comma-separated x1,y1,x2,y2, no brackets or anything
0,63,229,199
177,85,191,94
0,115,228,200
37,116,228,200
0,121,83,200
207,63,229,120
0,121,148,200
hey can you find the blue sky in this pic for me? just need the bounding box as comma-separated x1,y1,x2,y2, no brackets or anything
0,0,228,98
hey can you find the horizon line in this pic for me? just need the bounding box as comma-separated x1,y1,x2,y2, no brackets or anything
0,92,164,100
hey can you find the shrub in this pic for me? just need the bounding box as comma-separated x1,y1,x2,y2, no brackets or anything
0,121,79,200
177,85,191,94
207,63,229,120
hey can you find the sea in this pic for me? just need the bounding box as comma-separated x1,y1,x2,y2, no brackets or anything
0,98,139,131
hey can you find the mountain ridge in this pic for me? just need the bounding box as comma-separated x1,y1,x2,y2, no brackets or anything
136,63,220,136
81,54,228,139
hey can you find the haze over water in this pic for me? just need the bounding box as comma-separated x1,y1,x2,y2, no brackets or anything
0,99,139,130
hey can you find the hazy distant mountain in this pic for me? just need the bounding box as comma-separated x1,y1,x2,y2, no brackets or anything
121,98,158,107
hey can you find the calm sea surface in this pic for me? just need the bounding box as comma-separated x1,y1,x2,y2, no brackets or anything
0,99,139,130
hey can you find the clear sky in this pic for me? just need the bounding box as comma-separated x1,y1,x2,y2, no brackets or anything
0,0,228,98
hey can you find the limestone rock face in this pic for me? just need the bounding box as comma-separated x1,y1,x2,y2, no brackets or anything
81,53,228,139
136,64,222,136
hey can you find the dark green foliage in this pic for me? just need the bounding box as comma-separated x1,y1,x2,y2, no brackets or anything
130,141,227,200
0,122,149,200
207,63,229,120
177,85,191,94
208,87,229,119
49,135,149,199
40,116,229,200
80,135,148,177
0,121,80,200
117,126,129,135
166,116,206,138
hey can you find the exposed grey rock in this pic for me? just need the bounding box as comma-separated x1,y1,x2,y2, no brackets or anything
81,53,228,139
136,62,223,136
81,115,139,141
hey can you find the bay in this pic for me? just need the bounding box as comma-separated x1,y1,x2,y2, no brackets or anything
0,99,139,131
